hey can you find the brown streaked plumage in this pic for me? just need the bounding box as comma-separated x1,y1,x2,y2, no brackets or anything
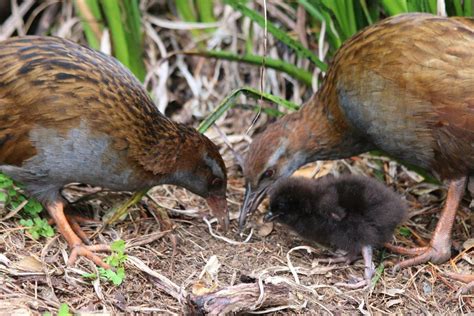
0,36,228,269
240,13,474,279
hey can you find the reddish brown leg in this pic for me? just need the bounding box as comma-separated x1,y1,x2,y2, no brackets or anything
389,177,467,270
68,217,91,245
46,201,111,269
48,213,100,245
384,243,426,256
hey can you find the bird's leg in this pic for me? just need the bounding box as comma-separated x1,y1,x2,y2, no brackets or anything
335,246,374,289
47,213,100,245
362,245,375,284
390,177,467,270
46,201,111,269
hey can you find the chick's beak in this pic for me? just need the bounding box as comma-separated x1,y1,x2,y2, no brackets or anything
238,182,269,229
206,194,229,232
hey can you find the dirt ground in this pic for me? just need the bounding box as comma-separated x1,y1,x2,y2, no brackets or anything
0,2,472,314
1,154,472,315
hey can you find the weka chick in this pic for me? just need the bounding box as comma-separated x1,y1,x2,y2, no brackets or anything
0,36,228,269
240,13,474,273
265,175,407,288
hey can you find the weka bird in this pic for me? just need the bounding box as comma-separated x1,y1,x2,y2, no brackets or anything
240,13,474,273
265,175,407,288
0,36,228,269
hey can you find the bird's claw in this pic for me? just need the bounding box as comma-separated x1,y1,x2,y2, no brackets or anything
335,276,369,289
67,244,112,269
457,281,474,296
388,244,452,272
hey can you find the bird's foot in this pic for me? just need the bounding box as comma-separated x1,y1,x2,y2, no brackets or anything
335,276,369,289
46,201,112,269
48,213,100,245
458,281,474,296
68,244,111,270
388,177,467,271
444,272,474,296
316,255,352,265
387,244,452,271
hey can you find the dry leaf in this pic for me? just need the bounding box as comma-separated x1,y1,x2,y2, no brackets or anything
386,299,403,308
382,288,405,297
192,255,221,296
462,238,474,250
192,279,218,296
14,256,43,272
257,221,274,237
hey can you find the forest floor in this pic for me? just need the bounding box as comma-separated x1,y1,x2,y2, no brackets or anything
1,152,472,315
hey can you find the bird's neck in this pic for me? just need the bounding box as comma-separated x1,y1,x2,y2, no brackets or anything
132,119,203,183
285,93,373,164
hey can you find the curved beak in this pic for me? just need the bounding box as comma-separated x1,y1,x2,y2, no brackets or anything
238,182,270,230
206,194,229,232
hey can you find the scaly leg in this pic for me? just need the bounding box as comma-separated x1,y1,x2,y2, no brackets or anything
46,201,111,269
362,245,375,284
388,177,467,270
335,246,374,289
48,213,100,245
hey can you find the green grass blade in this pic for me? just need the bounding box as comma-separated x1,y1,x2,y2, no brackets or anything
176,0,203,39
181,50,313,86
74,0,103,49
381,0,408,15
196,0,216,29
224,0,327,71
245,21,254,54
176,0,197,22
298,0,342,48
464,0,473,16
101,0,130,68
198,87,299,133
121,0,146,82
452,0,464,15
324,0,358,39
359,0,374,25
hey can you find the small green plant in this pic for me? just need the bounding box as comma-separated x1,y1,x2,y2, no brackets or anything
0,172,54,239
83,239,127,286
19,218,55,240
57,303,71,316
399,226,412,237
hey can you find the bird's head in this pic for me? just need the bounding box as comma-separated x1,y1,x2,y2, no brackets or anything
264,178,309,225
239,120,308,229
168,132,229,231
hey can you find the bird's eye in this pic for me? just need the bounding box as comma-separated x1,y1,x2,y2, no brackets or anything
211,178,223,187
262,168,275,179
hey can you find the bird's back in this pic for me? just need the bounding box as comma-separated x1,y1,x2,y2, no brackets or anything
322,14,474,179
0,36,179,194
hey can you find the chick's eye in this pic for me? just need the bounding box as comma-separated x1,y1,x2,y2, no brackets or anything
262,169,275,179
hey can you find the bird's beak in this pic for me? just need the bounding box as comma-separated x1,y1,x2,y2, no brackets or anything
206,194,229,232
238,182,269,229
263,211,279,222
